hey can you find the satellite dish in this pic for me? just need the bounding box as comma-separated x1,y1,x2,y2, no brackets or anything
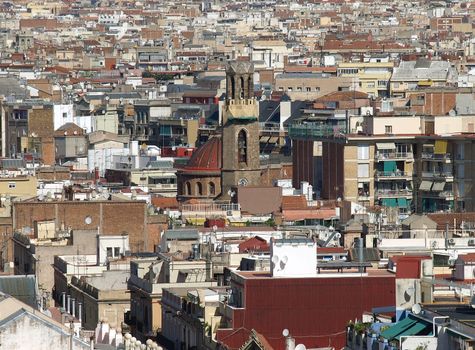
412,303,422,315
281,255,288,264
295,345,306,350
84,216,92,225
271,255,280,265
282,329,289,337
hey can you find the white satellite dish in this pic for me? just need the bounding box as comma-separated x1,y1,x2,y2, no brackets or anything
281,255,288,264
412,303,422,315
84,216,92,225
271,255,280,265
295,345,306,350
282,329,289,337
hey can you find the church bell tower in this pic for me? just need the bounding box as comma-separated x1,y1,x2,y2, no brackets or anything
221,61,260,198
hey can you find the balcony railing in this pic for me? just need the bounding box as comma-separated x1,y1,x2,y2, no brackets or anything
375,170,412,179
421,171,453,179
288,124,346,140
376,189,412,198
421,153,451,161
375,152,413,161
422,191,455,200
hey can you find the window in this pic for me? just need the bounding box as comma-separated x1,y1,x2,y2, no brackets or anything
385,125,393,134
196,182,203,196
357,145,369,160
237,129,247,164
358,163,369,178
306,87,311,92
8,182,16,189
62,112,67,118
209,182,215,196
107,247,113,258
287,87,293,92
114,247,120,257
185,182,191,195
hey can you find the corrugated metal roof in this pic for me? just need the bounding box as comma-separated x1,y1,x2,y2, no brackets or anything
0,275,38,308
164,229,199,240
1,159,25,169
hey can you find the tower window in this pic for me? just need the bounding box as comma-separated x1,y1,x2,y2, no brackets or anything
238,129,247,164
196,182,203,196
240,77,245,99
209,182,215,195
185,182,191,195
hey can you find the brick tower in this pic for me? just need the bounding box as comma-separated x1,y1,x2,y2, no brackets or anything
221,61,260,198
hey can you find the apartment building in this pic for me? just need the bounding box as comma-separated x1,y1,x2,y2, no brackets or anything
337,60,393,98
274,73,353,101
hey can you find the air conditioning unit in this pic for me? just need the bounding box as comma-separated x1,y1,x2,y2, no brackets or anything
468,239,475,247
448,238,456,245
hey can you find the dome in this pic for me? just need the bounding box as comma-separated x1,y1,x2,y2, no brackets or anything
182,136,222,172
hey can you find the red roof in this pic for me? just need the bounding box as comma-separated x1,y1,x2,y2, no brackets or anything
459,253,475,263
181,137,221,172
239,236,270,253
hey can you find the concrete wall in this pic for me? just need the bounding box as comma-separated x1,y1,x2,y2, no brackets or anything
0,312,90,350
0,176,37,198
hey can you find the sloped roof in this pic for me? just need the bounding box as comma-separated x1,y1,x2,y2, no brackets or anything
0,275,38,308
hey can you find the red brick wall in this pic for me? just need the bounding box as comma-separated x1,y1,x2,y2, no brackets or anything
13,201,150,251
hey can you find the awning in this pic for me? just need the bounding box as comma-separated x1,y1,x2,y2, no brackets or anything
259,136,270,143
268,136,279,143
380,317,416,340
432,181,446,192
382,198,398,207
376,142,396,150
398,198,408,208
384,161,397,173
434,140,448,154
419,181,432,191
396,321,431,340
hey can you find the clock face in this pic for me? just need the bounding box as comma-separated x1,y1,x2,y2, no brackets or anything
238,178,249,186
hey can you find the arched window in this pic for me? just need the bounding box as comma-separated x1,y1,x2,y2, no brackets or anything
185,182,191,195
237,129,247,164
240,77,245,99
209,182,215,196
196,182,203,196
230,76,235,100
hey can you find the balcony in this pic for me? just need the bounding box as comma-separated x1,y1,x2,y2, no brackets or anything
421,171,454,181
422,191,455,200
375,170,412,180
421,153,451,163
375,152,413,161
376,189,412,198
288,124,346,141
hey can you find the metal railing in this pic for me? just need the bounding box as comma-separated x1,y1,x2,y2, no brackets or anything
375,170,412,178
421,153,451,161
376,189,412,197
181,202,240,213
421,171,453,179
375,152,413,160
